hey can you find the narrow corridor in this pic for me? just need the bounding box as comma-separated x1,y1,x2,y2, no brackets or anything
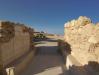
21,39,66,75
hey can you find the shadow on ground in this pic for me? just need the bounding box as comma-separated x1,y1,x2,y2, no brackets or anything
22,45,66,75
33,39,99,75
46,38,58,42
58,41,99,75
64,61,99,75
36,46,59,55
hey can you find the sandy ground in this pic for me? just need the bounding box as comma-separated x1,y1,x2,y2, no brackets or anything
21,39,67,75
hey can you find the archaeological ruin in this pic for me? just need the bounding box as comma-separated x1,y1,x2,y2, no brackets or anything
0,16,99,75
0,21,35,75
59,16,99,75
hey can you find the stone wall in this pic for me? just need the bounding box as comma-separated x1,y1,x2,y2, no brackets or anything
0,21,34,75
64,16,99,65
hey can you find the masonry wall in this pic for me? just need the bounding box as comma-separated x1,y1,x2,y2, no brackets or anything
1,26,30,66
64,16,99,65
0,21,34,75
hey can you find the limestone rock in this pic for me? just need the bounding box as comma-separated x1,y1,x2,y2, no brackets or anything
77,16,91,26
88,36,98,44
64,16,99,65
64,16,92,29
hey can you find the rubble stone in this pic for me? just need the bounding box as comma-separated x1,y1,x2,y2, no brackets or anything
64,16,99,65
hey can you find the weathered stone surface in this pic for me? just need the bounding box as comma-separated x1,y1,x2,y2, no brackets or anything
0,21,35,75
0,21,15,43
64,16,99,65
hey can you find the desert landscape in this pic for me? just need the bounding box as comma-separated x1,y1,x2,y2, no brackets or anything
0,0,99,75
0,16,99,75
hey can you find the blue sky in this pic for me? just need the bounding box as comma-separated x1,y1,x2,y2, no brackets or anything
0,0,99,34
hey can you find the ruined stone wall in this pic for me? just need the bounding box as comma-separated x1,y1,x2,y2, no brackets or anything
0,21,34,67
64,16,99,65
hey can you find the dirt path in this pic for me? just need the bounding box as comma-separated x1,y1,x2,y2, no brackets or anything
21,39,66,75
